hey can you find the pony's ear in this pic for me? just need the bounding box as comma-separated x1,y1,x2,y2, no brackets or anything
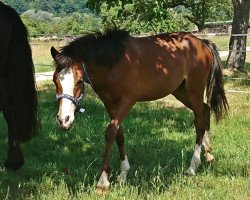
50,46,59,59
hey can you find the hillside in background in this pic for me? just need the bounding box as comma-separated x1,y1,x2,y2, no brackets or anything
2,0,89,15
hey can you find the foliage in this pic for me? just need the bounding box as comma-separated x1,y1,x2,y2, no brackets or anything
2,0,102,35
2,0,89,15
21,9,102,36
1,0,30,13
87,0,233,32
99,1,194,34
3,0,233,34
184,0,232,31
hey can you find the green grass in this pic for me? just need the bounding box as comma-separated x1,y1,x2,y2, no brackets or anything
197,35,250,51
0,81,249,199
31,40,65,73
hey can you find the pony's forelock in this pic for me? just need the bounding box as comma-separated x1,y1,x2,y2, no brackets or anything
55,53,73,70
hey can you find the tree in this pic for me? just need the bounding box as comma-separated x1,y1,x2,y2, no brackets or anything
28,0,89,16
2,0,31,13
185,0,232,31
226,0,250,71
99,1,193,34
86,0,232,32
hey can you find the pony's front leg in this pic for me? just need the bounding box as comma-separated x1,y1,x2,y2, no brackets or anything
97,119,119,190
97,98,133,193
116,127,130,184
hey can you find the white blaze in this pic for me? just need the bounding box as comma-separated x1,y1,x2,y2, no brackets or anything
58,68,75,129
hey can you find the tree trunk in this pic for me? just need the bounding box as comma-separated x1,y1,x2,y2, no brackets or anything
226,0,250,71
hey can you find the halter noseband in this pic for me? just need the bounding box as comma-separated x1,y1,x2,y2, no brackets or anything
56,93,83,106
56,93,85,112
55,63,93,113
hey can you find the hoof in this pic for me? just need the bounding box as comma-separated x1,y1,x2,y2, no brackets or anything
205,153,215,164
4,158,24,171
117,171,127,184
97,171,110,192
4,146,24,171
185,167,196,176
96,187,109,195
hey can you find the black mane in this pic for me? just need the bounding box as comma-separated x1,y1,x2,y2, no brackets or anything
58,29,130,68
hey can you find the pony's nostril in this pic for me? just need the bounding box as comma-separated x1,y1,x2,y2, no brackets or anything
65,115,70,123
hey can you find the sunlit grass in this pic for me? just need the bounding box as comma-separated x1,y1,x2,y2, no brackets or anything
0,80,249,199
31,40,65,73
197,35,250,51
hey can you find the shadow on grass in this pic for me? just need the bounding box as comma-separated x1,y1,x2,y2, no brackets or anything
0,84,233,198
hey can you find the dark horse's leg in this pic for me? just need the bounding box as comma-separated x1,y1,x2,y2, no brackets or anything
173,80,214,175
97,97,133,191
2,105,24,171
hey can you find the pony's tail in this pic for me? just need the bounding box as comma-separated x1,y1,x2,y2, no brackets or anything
7,5,39,142
203,40,229,122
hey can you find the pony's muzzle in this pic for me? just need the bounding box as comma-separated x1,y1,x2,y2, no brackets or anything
56,114,72,130
57,115,62,125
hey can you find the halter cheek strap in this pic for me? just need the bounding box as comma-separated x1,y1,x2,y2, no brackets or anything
83,63,94,89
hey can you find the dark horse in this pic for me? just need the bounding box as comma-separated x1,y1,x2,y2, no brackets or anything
50,29,228,192
0,2,38,170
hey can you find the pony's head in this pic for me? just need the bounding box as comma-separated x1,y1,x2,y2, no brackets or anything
51,46,84,130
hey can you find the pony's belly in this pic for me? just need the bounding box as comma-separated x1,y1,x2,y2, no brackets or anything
136,75,184,101
137,87,176,101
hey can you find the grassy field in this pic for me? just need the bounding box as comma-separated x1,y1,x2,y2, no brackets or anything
31,40,65,73
0,78,249,199
0,36,249,199
197,35,250,51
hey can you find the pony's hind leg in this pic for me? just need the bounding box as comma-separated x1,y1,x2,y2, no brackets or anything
202,103,214,163
185,103,216,175
172,82,206,175
3,106,24,171
185,100,205,176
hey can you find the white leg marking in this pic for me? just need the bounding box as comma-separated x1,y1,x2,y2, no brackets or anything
186,144,201,176
117,155,130,183
97,171,110,190
202,130,210,151
202,130,215,163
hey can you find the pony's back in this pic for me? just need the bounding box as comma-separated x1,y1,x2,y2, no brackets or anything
0,2,39,142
